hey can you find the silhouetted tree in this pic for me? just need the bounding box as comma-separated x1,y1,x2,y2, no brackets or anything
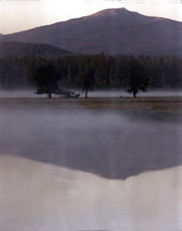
122,59,150,97
82,78,94,98
1,55,182,90
80,63,95,98
34,63,60,98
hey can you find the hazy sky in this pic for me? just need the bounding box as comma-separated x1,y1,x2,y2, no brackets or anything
0,0,182,34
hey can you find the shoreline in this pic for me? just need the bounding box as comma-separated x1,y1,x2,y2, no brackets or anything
0,96,182,112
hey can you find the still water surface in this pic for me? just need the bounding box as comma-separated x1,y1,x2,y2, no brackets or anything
0,101,182,231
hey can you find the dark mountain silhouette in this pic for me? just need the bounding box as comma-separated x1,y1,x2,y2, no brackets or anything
0,41,70,58
1,8,182,55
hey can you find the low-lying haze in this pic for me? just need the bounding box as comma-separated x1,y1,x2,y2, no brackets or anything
0,104,182,179
0,103,182,230
0,96,182,230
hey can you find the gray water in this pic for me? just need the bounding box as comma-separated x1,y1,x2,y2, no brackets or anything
0,107,182,179
0,105,182,231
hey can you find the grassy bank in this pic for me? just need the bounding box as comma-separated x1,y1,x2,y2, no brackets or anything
0,97,182,112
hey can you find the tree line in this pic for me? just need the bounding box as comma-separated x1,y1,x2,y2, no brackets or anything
0,53,182,96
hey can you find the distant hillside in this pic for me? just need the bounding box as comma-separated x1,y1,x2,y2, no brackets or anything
1,8,182,56
0,41,70,58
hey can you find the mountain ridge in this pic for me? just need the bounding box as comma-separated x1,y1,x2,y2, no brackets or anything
1,8,182,56
0,41,70,58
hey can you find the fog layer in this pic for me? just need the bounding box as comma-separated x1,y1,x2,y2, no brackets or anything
0,104,182,230
0,89,182,98
0,108,181,179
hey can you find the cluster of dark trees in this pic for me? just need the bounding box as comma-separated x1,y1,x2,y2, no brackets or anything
0,54,182,97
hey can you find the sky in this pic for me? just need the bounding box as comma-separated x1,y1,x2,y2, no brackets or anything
0,0,182,34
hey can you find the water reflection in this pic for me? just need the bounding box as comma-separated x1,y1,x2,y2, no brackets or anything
0,108,181,179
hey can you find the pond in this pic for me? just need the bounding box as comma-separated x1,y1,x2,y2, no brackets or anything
0,103,182,231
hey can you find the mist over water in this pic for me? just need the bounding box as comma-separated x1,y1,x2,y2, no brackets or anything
0,89,182,98
0,107,182,179
0,100,182,231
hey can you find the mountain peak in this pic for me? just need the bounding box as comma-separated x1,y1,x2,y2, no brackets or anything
93,8,128,17
2,8,182,56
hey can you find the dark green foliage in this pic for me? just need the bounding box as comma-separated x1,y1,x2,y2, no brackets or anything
80,61,95,98
82,78,95,98
0,54,182,91
122,58,150,97
34,63,60,98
